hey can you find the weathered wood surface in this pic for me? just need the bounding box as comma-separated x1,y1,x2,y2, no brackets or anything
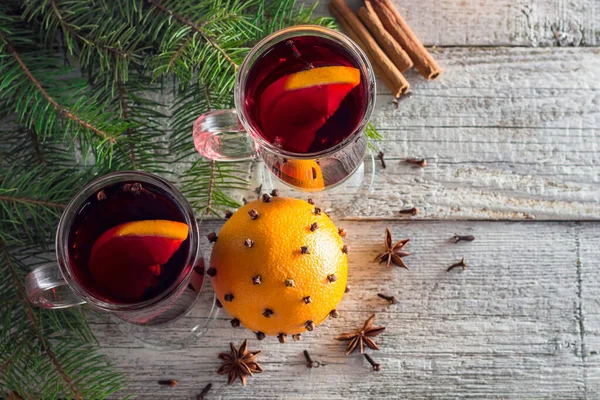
95,220,599,399
239,47,600,220
316,0,599,47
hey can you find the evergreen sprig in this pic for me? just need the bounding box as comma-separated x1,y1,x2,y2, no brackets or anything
0,0,381,397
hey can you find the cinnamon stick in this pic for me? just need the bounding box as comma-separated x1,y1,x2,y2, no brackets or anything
367,0,442,80
329,0,409,97
357,6,413,73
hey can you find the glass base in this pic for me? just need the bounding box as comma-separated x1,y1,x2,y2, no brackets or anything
114,272,219,350
257,151,377,219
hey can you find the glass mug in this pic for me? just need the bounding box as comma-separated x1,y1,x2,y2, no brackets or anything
193,25,376,192
24,171,214,330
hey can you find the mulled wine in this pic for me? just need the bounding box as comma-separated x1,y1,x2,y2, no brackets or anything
243,35,367,154
68,181,191,304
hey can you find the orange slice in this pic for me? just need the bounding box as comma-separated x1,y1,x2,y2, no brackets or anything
279,159,325,191
89,220,189,302
259,66,361,153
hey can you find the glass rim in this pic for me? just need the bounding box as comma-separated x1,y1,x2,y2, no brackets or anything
234,25,376,159
55,171,201,312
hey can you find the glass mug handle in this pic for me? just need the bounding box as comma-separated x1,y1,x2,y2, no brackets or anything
25,264,86,309
193,109,257,161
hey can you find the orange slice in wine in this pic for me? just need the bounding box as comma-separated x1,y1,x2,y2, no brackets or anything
89,220,189,302
259,66,361,153
279,159,325,191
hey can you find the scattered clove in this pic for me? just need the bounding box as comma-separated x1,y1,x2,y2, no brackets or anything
399,207,419,215
230,318,240,328
452,234,475,243
363,354,381,371
377,151,387,169
447,257,468,272
158,379,178,387
377,293,398,304
207,232,218,243
196,383,212,400
303,350,319,368
405,158,427,168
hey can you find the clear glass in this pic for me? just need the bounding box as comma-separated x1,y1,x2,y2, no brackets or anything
24,172,217,338
193,25,376,192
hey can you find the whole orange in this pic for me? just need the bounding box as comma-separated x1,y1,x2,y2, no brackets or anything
209,195,347,338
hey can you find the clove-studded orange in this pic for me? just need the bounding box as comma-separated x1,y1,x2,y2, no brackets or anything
209,196,348,337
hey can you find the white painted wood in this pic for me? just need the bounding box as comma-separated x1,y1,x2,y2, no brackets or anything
93,220,595,399
312,0,599,47
235,47,600,220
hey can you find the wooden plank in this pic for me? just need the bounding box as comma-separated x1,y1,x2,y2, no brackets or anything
236,47,600,220
311,0,599,47
578,223,600,396
94,220,587,399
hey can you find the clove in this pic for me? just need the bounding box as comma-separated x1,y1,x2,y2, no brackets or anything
262,193,271,203
447,257,468,272
363,354,381,371
206,267,216,277
278,333,287,344
301,246,310,254
303,350,319,368
307,198,315,205
405,158,427,167
377,293,398,304
377,151,387,169
399,207,419,215
207,232,218,243
329,309,339,318
158,379,178,387
256,331,265,340
292,334,302,341
252,275,262,285
244,238,254,248
452,234,475,243
310,222,319,232
248,209,259,220
230,318,240,328
263,309,273,318
224,210,233,219
196,383,212,400
270,189,279,197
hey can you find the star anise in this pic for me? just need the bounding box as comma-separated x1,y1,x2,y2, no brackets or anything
374,228,411,269
334,314,385,355
217,340,263,386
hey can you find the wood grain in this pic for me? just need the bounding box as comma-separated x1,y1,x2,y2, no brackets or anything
234,47,600,220
95,220,595,399
314,0,599,47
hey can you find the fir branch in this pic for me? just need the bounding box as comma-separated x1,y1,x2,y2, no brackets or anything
147,0,239,70
0,195,66,210
0,34,115,144
1,242,84,400
27,128,45,164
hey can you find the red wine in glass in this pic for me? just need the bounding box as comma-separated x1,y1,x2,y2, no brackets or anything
68,181,191,304
244,35,367,155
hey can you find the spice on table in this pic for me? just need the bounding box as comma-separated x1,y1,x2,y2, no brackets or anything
363,353,382,371
399,206,419,215
304,350,319,368
377,151,386,169
357,5,413,72
377,293,397,304
366,0,443,79
217,340,263,386
405,158,427,167
447,257,468,272
452,234,475,243
335,314,385,355
207,232,218,243
196,383,212,400
375,228,411,269
329,0,409,97
158,379,178,387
